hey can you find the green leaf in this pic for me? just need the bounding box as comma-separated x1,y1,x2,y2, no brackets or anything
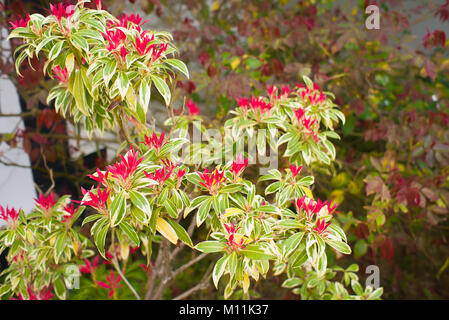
150,74,171,106
74,29,103,41
65,53,75,73
129,190,151,216
138,79,151,119
368,287,384,300
103,58,117,87
71,34,89,53
47,40,65,62
157,187,169,205
110,191,127,227
164,197,178,218
303,75,314,89
354,240,367,258
265,181,281,194
213,254,230,288
185,195,209,217
291,245,308,271
53,276,66,300
167,219,193,248
54,231,67,262
323,131,341,140
328,223,347,242
282,277,302,289
117,72,129,99
120,221,140,246
14,50,28,77
284,232,305,258
228,251,238,280
245,57,263,69
241,244,273,260
195,241,227,253
0,284,11,298
84,18,106,32
185,172,203,185
159,138,188,157
351,280,364,296
325,239,352,254
69,69,89,116
165,58,189,78
35,36,58,56
220,184,243,193
94,222,109,258
82,214,103,226
298,176,314,186
196,197,212,227
278,219,303,229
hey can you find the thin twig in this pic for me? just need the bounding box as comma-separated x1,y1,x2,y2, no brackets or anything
145,238,170,299
112,257,142,300
151,239,175,300
40,146,55,196
114,109,138,150
173,262,214,300
0,111,39,118
171,252,209,279
0,158,32,168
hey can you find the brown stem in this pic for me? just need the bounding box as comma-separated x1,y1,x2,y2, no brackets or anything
145,238,170,299
112,257,141,300
173,262,214,300
114,109,139,149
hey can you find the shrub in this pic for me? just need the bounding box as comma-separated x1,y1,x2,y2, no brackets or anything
0,0,386,300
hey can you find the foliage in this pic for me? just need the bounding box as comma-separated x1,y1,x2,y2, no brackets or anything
3,0,448,300
8,0,187,137
0,0,384,300
132,0,449,298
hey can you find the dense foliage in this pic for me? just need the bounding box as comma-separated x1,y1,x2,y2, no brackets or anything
0,0,448,300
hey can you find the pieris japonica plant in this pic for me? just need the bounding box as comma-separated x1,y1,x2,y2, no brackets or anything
7,0,187,139
0,0,382,300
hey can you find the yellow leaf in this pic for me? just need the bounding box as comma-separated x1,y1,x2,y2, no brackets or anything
243,273,250,294
229,233,250,245
347,181,362,196
230,57,241,70
126,87,137,111
329,189,345,205
156,217,179,245
250,265,259,281
66,53,75,73
301,186,314,199
211,0,220,11
437,257,449,279
27,229,35,245
440,58,449,70
378,62,390,71
223,208,244,217
120,241,130,260
351,7,357,16
72,240,81,257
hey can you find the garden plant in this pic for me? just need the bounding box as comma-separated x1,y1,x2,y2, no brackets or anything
0,0,384,300
1,0,448,300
